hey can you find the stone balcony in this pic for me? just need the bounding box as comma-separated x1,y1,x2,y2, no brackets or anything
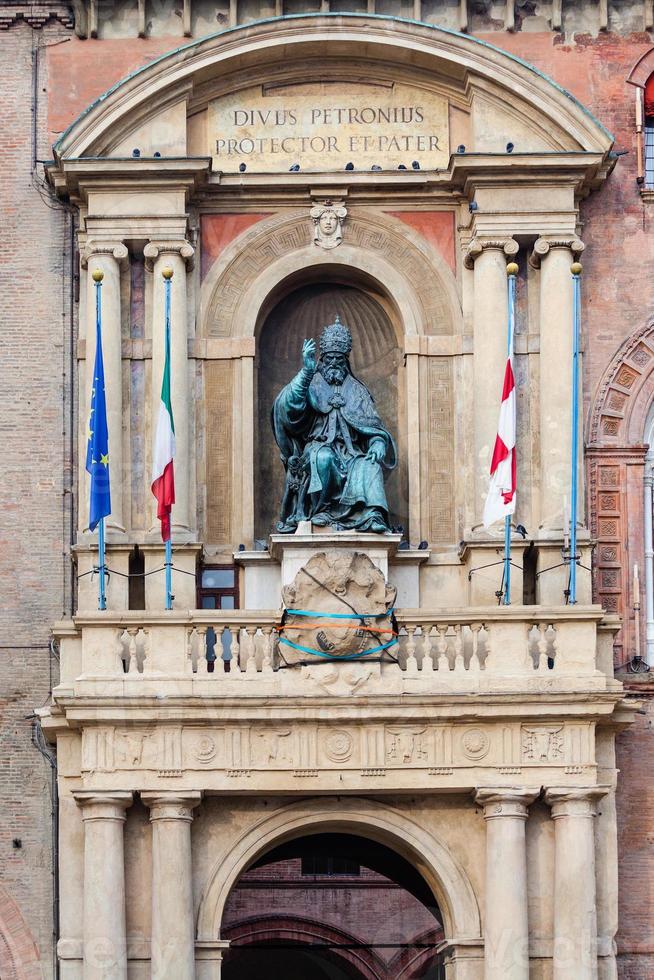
54,605,619,697
46,604,628,797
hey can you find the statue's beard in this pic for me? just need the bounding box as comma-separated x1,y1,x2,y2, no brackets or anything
320,363,347,385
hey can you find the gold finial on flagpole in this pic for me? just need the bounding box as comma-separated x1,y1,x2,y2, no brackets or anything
92,269,104,282
162,267,174,280
506,262,519,276
571,262,583,276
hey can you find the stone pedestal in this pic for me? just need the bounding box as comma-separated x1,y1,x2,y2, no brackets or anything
75,545,130,612
74,792,132,980
143,543,201,610
270,529,402,585
545,786,609,980
143,792,202,980
475,788,537,980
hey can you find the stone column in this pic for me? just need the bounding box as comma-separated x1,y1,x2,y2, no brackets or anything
83,243,128,533
74,791,132,980
465,238,519,527
545,786,608,980
475,788,537,980
145,241,195,536
143,792,202,979
531,237,584,532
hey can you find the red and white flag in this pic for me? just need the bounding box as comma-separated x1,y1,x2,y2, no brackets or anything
483,356,516,528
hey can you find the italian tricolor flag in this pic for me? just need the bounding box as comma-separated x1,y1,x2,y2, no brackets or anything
151,323,175,542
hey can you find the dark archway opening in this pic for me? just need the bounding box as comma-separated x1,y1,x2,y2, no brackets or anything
255,279,408,540
221,832,445,980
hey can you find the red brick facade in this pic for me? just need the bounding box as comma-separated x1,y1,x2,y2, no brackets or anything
3,9,654,978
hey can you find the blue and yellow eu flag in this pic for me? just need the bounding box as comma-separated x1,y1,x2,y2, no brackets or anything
85,280,111,531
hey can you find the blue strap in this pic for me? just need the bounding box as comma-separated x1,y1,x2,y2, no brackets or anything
285,608,395,619
279,636,398,660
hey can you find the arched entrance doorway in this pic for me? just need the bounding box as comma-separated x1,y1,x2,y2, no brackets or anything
221,832,445,980
254,275,408,540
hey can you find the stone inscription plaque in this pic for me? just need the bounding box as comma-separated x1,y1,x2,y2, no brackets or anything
210,83,449,173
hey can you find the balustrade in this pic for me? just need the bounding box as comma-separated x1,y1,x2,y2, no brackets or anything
58,606,608,690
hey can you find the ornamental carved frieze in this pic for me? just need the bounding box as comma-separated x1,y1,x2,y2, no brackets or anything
78,720,595,781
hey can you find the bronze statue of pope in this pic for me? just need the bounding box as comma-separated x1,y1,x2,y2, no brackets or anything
272,317,397,533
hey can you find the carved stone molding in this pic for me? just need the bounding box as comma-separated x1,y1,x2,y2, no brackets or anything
310,200,347,250
78,719,595,777
463,237,518,270
142,791,202,822
0,2,74,29
203,209,459,338
80,241,129,269
474,787,539,818
529,236,584,269
144,240,195,272
544,785,610,819
73,791,133,821
589,320,654,446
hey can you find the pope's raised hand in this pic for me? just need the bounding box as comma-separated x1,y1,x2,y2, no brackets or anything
302,338,316,373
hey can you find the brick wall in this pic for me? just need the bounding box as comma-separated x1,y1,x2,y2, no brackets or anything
3,14,654,978
0,19,76,978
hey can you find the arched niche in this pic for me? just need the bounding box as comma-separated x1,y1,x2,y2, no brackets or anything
254,273,408,539
195,797,482,958
200,210,461,547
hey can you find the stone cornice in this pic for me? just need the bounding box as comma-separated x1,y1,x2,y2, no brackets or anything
0,2,73,30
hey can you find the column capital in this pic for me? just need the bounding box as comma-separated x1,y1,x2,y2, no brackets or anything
464,237,518,270
545,784,609,818
73,790,133,821
474,787,539,818
81,241,129,269
142,791,202,822
144,239,195,272
529,236,584,269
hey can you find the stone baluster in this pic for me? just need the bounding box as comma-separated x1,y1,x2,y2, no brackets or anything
262,626,274,672
229,626,241,672
475,788,538,979
196,625,208,673
126,628,139,673
144,241,195,536
545,786,609,980
469,623,482,671
530,237,584,532
453,625,464,672
142,793,202,980
421,625,434,671
405,626,418,673
74,792,133,980
82,243,129,534
465,238,519,527
436,624,449,670
245,626,258,673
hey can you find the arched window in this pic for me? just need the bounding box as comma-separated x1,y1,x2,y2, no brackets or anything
644,74,654,188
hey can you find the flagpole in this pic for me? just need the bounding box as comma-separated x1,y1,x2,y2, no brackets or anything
503,261,518,605
164,270,173,612
92,269,107,611
569,261,583,605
